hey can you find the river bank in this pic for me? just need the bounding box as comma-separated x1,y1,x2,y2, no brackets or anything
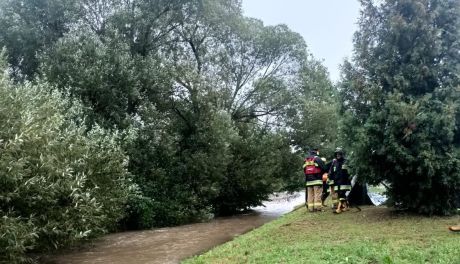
185,206,460,263
44,192,305,264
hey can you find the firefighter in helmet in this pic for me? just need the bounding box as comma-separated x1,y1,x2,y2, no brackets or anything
303,148,327,212
329,147,351,214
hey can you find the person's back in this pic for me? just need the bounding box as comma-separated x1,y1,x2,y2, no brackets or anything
303,149,326,212
332,158,351,190
304,154,324,184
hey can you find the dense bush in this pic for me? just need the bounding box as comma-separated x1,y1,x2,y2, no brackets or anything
0,53,133,262
213,126,291,215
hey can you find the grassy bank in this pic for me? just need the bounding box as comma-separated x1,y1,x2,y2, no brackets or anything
184,206,460,264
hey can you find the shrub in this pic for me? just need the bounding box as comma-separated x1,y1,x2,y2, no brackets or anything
0,51,132,262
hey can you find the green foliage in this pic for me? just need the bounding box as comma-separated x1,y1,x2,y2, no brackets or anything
41,28,140,128
339,0,460,215
112,0,315,223
214,126,284,215
0,0,79,80
1,0,337,236
121,188,157,230
288,60,339,158
124,101,237,225
0,53,132,262
0,215,36,264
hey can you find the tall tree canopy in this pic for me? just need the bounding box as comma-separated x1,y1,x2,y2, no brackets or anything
0,0,336,240
339,0,460,215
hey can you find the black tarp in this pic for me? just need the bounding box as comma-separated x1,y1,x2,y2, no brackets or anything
347,183,374,205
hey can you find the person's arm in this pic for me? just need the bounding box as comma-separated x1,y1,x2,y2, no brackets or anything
342,160,351,180
328,159,336,180
315,156,327,173
327,160,332,174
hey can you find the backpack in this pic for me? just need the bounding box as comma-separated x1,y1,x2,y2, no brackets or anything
304,156,322,175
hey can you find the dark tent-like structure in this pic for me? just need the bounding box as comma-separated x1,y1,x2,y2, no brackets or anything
347,182,387,206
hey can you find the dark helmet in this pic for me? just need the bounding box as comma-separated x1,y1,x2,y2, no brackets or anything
334,147,344,156
309,147,319,155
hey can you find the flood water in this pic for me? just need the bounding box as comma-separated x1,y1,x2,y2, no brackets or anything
46,192,305,264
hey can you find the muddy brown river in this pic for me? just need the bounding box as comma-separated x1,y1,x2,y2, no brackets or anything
45,192,304,264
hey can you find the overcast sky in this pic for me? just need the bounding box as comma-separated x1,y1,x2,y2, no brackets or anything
242,0,361,82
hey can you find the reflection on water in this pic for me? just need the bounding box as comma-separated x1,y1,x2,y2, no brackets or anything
47,192,305,264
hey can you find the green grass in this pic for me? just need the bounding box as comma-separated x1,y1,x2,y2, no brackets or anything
184,206,460,264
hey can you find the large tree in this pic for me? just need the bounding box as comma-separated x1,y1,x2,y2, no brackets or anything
2,0,336,228
127,0,309,217
340,0,460,214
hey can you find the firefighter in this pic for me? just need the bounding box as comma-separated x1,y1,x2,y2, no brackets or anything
329,147,351,214
303,148,327,212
